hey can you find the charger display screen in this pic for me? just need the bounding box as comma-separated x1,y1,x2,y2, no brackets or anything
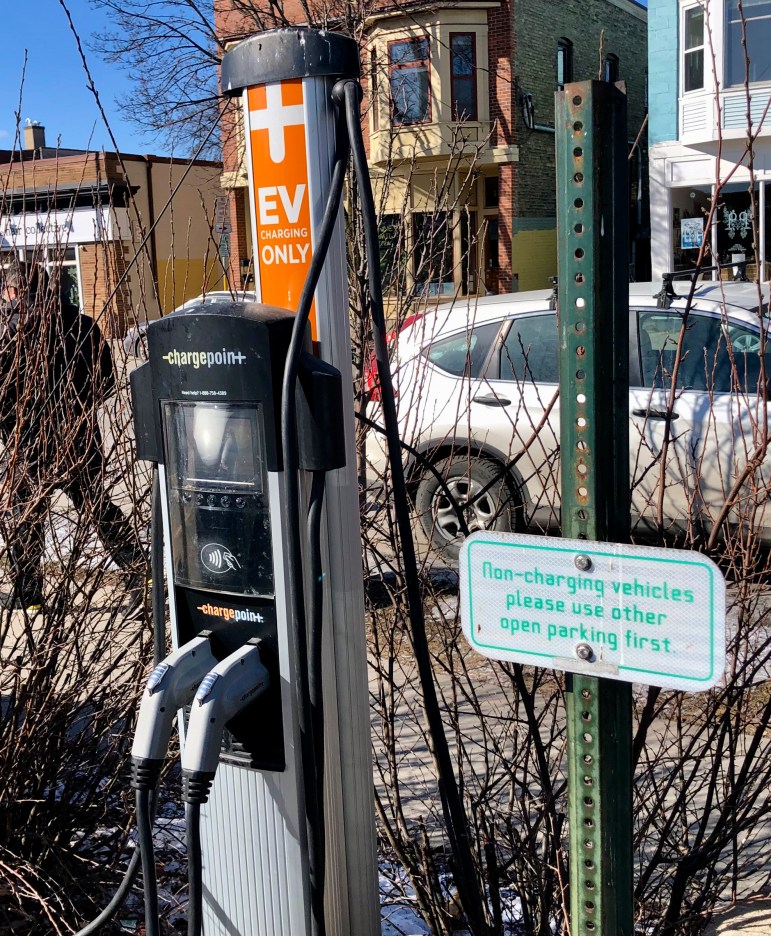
162,401,273,597
164,402,264,490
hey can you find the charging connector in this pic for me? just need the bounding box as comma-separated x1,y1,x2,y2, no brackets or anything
181,638,269,804
130,634,220,936
131,632,219,791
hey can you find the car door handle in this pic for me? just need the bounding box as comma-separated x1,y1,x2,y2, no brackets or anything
473,394,511,407
632,408,679,421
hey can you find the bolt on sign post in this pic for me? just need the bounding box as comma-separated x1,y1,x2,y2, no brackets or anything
557,80,632,936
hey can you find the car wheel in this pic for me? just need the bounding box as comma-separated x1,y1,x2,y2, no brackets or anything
415,456,521,562
134,333,148,359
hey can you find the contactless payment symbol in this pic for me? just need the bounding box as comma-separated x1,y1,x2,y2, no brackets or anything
201,543,241,574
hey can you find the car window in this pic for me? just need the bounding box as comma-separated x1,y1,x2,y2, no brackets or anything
638,310,771,394
423,321,500,377
498,313,559,383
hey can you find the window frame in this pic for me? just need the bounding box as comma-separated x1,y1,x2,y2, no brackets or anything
724,0,771,88
603,53,620,84
681,4,705,93
493,312,560,385
557,37,574,91
388,36,432,127
449,32,478,121
412,210,454,296
636,308,771,395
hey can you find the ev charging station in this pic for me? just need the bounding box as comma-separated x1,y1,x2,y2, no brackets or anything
130,28,378,936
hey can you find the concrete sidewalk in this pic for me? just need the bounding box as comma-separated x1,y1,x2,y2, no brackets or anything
705,901,771,935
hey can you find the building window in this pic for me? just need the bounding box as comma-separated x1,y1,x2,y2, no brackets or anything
389,37,431,125
725,0,771,88
683,6,705,92
412,212,454,295
450,33,477,120
378,214,407,295
371,48,379,131
484,176,499,208
557,38,574,90
603,53,620,84
3,246,81,312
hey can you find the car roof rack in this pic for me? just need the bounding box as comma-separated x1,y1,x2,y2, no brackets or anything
655,261,749,309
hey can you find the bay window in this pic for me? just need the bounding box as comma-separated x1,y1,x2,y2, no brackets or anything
389,38,431,125
450,33,477,120
725,0,771,87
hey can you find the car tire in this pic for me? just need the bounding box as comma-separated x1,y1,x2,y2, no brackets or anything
415,455,522,562
134,333,148,360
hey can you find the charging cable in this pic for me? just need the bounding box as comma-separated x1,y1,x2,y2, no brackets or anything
340,77,491,935
180,639,270,936
75,468,167,936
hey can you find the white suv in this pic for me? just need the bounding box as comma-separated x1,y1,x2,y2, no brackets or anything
366,280,771,559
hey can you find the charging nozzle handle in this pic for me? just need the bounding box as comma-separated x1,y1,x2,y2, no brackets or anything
181,640,269,804
131,633,219,790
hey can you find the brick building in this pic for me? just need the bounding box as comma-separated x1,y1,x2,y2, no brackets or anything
0,122,224,335
216,0,648,298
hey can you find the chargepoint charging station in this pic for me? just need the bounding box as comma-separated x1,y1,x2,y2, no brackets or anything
130,29,378,936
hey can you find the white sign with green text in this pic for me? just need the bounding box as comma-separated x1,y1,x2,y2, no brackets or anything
460,532,726,691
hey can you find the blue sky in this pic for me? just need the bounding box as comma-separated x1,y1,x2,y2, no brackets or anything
1,0,649,157
0,1,165,155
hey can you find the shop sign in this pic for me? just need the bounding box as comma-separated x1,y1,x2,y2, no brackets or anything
0,207,130,247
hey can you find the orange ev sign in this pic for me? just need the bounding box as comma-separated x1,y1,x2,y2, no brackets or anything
247,79,316,333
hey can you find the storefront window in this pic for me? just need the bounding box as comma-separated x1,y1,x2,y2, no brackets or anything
460,211,478,295
764,182,771,281
378,214,408,296
717,187,755,270
672,187,711,273
1,246,81,310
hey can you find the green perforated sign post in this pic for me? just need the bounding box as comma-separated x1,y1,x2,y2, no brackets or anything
460,80,725,936
552,80,636,936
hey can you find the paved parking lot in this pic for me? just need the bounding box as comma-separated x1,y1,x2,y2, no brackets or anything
705,901,771,934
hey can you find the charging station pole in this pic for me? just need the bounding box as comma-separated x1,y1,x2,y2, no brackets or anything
128,28,376,936
207,30,378,936
219,29,378,936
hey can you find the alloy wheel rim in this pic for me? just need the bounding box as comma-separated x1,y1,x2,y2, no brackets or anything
431,476,500,542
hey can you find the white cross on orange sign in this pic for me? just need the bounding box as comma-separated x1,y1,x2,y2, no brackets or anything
249,83,305,164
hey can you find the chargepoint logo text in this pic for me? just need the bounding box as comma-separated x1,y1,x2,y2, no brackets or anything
197,603,265,625
161,348,247,369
